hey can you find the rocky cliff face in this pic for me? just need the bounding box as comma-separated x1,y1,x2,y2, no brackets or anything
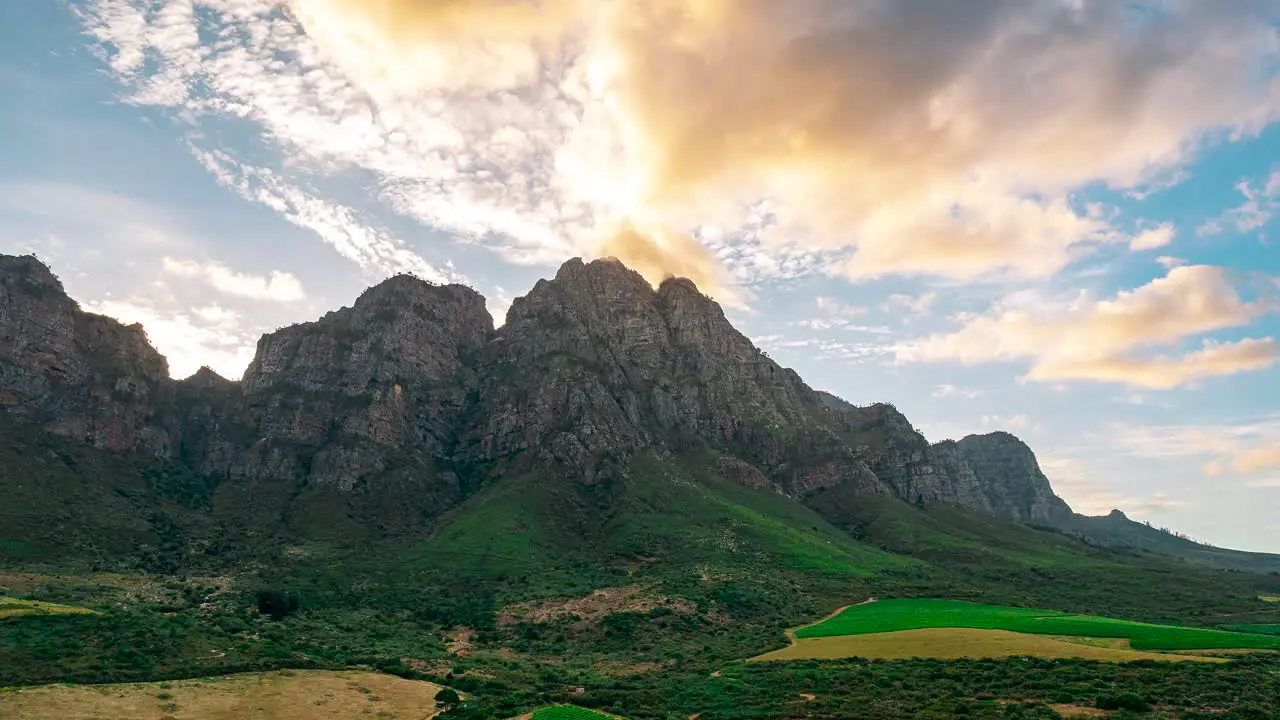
950,432,1072,522
0,253,1076,527
0,255,173,456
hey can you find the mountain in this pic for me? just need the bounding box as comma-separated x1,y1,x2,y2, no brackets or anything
1,252,1277,575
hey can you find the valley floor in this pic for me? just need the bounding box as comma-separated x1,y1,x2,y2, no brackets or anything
0,670,444,720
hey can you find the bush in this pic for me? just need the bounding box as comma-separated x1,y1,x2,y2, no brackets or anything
1096,693,1151,711
255,590,299,621
435,688,461,706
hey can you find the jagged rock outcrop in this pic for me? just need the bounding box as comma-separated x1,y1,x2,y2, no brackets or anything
952,432,1072,522
0,255,173,456
463,258,883,495
0,253,1076,526
228,275,491,489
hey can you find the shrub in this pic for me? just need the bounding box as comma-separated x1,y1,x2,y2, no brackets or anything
1096,693,1151,711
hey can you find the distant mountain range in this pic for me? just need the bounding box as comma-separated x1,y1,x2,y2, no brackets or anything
1,252,1277,575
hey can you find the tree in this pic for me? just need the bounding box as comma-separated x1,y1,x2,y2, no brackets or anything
255,590,299,621
434,688,460,707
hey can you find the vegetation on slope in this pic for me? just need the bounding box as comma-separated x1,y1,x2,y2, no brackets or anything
0,596,97,618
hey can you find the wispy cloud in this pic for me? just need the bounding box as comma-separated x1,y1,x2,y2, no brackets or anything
161,257,305,302
1038,453,1191,517
1105,415,1280,485
1198,170,1280,236
83,297,259,380
932,384,982,400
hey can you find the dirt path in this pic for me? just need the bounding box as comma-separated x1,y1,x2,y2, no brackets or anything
798,693,816,701
781,600,866,643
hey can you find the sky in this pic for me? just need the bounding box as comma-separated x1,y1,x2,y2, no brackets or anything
1,0,1279,553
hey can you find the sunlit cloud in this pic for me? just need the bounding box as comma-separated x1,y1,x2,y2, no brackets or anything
76,0,1280,302
161,257,306,302
897,265,1280,388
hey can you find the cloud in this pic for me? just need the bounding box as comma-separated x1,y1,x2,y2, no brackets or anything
189,148,457,284
1106,415,1280,485
932,384,982,400
82,298,259,380
1199,170,1280,236
1155,256,1187,269
884,291,938,317
897,265,1279,388
1037,453,1190,517
79,0,1280,297
1130,223,1176,251
982,413,1032,432
161,257,306,302
597,224,744,308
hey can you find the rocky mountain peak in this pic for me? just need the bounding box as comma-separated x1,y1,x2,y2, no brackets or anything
953,431,1072,522
0,252,1080,527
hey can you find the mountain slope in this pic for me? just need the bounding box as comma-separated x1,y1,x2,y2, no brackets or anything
0,252,1276,578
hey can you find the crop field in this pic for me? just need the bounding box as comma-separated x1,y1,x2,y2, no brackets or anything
0,596,97,619
752,627,1224,663
0,670,444,720
795,599,1280,651
529,705,626,720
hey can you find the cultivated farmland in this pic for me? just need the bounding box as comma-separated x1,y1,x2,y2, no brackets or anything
794,599,1280,651
0,670,445,719
752,627,1224,663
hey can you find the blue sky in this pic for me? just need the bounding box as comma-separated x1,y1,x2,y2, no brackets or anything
2,0,1279,552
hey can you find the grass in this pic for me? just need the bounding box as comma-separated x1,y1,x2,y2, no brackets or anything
796,598,1280,651
1261,594,1280,602
530,705,628,720
0,596,97,619
751,627,1225,663
0,670,444,719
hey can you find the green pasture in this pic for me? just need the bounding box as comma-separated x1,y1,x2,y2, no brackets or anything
796,599,1280,651
530,706,627,720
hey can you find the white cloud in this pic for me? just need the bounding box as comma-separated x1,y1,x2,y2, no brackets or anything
76,0,1280,298
189,148,457,284
932,384,982,400
1129,223,1176,251
1038,453,1190,517
161,257,305,302
884,291,938,317
1198,170,1280,236
1155,256,1187,269
1106,415,1280,486
897,265,1279,388
981,413,1032,432
83,298,259,380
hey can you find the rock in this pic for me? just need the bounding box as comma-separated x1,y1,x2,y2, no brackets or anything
952,431,1072,522
0,253,1079,527
0,255,173,456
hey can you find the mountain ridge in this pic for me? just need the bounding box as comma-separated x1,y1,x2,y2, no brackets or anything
1,252,1277,572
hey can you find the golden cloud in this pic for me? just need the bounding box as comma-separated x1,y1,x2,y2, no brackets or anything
289,0,1280,297
898,265,1279,388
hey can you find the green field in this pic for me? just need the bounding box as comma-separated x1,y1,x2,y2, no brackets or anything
0,596,97,619
530,705,626,720
796,599,1280,651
